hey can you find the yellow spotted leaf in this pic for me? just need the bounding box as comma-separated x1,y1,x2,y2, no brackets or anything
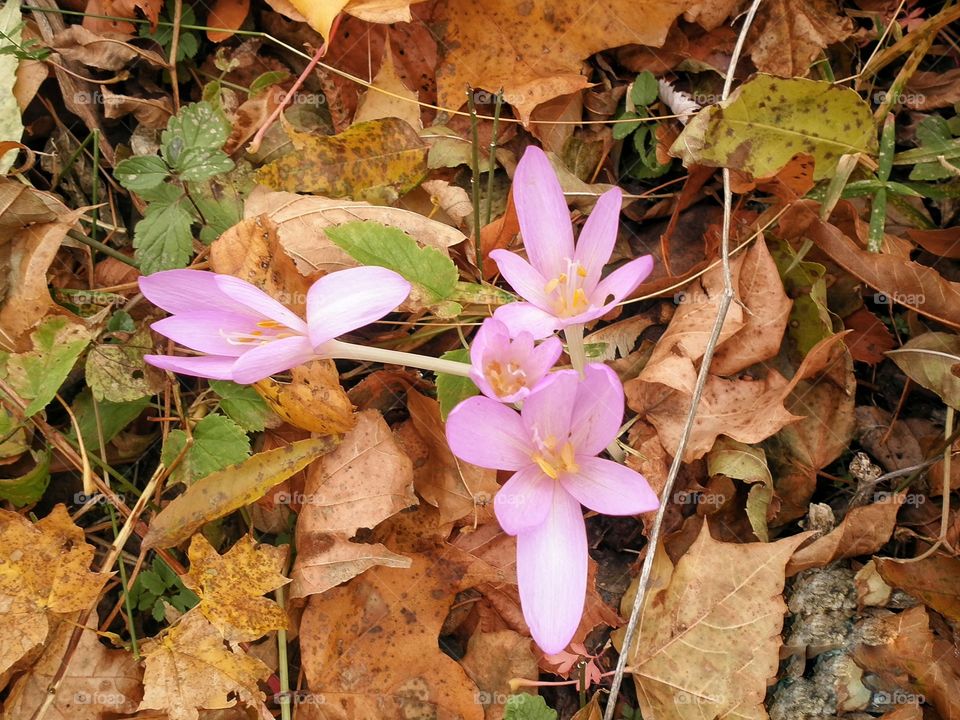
143,437,337,549
254,360,356,434
671,74,876,180
255,117,427,202
183,535,289,642
138,610,270,720
0,505,111,678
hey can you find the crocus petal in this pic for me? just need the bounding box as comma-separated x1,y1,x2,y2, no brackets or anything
592,255,655,308
446,396,531,470
306,266,411,347
230,336,317,384
493,302,560,340
489,250,550,307
574,187,622,291
144,354,237,380
494,465,554,535
214,275,307,333
521,370,579,445
139,269,238,315
513,146,574,278
568,363,624,455
525,336,564,385
516,486,587,654
150,311,267,357
468,318,507,396
561,457,659,515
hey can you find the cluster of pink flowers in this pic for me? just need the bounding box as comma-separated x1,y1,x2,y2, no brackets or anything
446,147,658,653
139,145,659,656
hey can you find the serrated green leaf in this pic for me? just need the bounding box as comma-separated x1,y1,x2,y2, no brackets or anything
194,191,243,244
151,599,166,621
160,413,251,485
436,349,479,420
0,317,91,416
133,186,196,274
672,74,876,180
115,155,170,192
210,380,273,432
85,328,159,402
613,110,643,140
173,147,235,183
326,220,459,304
0,448,50,506
503,694,557,720
138,570,167,596
631,71,659,107
162,101,230,160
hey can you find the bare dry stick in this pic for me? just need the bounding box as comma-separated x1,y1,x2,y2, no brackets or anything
602,2,764,717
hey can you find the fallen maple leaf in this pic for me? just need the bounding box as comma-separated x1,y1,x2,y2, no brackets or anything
0,505,111,678
182,535,289,642
619,525,810,719
289,410,416,599
746,0,854,77
138,611,270,720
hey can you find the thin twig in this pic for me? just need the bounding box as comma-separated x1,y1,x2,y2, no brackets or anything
602,2,764,717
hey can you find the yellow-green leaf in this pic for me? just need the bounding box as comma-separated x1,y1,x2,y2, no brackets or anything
671,74,876,180
256,117,427,202
144,437,337,549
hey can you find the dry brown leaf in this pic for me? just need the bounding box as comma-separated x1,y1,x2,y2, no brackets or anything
182,535,289,642
244,186,465,276
406,389,499,526
99,86,173,128
786,494,904,575
254,360,355,435
905,68,960,110
354,40,421,129
852,605,960,720
0,505,111,679
875,555,960,623
460,630,538,720
784,201,960,330
138,611,270,720
747,0,853,77
621,525,809,719
843,307,896,365
2,620,142,719
50,26,166,70
289,410,416,599
82,0,162,33
205,0,250,42
905,227,960,259
421,179,473,228
434,0,693,123
210,214,312,315
0,181,81,344
299,508,485,719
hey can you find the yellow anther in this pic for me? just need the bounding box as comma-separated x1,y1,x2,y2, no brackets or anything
533,454,560,479
544,277,560,294
572,288,589,312
577,265,587,278
558,273,568,283
256,320,284,329
560,442,579,473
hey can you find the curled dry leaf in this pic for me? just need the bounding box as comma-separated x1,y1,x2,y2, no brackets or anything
138,611,270,720
183,535,289,642
254,360,355,435
0,505,111,679
143,437,336,549
786,493,905,576
887,332,960,410
874,555,960,623
746,0,853,78
50,25,167,70
289,410,416,599
619,525,810,719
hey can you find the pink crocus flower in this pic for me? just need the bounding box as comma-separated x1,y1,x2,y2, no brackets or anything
490,146,655,339
140,267,411,384
470,317,562,403
445,363,659,653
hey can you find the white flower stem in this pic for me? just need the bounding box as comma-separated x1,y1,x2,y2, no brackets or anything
326,339,472,377
564,323,587,374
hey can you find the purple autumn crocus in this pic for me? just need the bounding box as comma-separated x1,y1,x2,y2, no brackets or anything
140,266,412,384
491,146,654,341
470,317,562,403
445,363,659,654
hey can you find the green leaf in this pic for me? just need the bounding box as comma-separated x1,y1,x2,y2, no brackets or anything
631,71,659,107
0,448,50,506
194,191,243,244
85,328,159,402
0,317,91,416
436,349,479,420
160,413,251,485
151,599,166,621
887,332,960,410
503,694,557,720
672,74,876,181
210,380,273,432
173,147,234,183
138,569,167,596
114,155,170,192
162,101,230,160
326,221,459,305
69,389,150,451
0,405,27,460
133,185,196,274
612,110,643,140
